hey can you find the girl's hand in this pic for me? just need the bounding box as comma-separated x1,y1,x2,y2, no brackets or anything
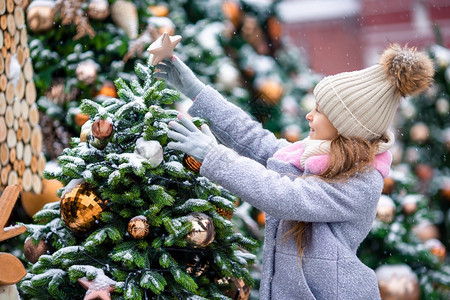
154,56,205,100
167,114,217,162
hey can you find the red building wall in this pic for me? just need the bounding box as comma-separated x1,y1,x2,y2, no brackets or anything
281,0,450,75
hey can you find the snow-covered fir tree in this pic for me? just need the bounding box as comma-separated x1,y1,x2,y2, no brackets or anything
18,57,257,299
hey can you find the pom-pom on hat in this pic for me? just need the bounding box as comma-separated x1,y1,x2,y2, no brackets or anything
313,44,435,140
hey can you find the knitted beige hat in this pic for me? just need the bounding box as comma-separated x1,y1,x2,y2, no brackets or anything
313,44,435,140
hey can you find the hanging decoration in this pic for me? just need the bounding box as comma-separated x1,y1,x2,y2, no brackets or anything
26,0,56,33
53,0,95,39
76,59,99,85
216,277,251,300
147,32,182,65
134,138,163,168
80,120,93,143
91,119,113,141
148,4,169,17
78,269,116,300
87,0,110,20
376,264,420,300
382,177,396,195
185,212,215,248
23,237,52,263
110,0,138,39
127,215,150,239
376,195,396,223
183,154,202,174
60,182,108,233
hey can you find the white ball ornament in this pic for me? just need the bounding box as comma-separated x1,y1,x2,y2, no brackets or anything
134,138,163,168
435,98,449,115
216,63,240,91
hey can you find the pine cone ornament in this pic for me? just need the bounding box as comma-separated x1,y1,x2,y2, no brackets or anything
111,0,138,39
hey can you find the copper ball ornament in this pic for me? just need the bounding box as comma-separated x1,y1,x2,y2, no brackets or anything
425,239,446,262
60,184,108,233
24,238,51,263
183,154,202,174
409,122,429,143
186,213,215,248
382,177,396,195
376,264,420,300
412,221,440,241
127,215,150,239
87,0,110,20
257,79,283,106
376,195,396,223
92,119,113,140
401,195,419,215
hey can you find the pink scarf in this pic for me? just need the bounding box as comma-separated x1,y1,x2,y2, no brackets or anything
273,135,393,178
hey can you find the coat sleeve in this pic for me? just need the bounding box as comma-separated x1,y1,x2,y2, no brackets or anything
188,86,290,166
201,145,383,223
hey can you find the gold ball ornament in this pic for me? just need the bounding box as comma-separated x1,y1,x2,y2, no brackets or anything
26,1,55,33
376,195,396,223
257,79,284,106
23,238,51,263
127,215,150,239
21,178,63,217
76,59,98,85
409,122,429,143
186,213,215,248
376,264,420,300
87,0,110,20
60,183,108,233
183,154,202,174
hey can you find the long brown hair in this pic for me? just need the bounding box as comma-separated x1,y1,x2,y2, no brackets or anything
282,134,384,260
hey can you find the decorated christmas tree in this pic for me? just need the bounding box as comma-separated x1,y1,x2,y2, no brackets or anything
358,44,450,299
18,56,257,299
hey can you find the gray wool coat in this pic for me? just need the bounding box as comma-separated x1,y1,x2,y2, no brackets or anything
188,86,383,300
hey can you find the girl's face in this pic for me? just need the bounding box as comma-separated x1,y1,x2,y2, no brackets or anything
306,104,339,140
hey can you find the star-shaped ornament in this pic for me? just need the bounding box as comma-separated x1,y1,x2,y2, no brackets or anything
78,272,116,300
147,32,182,65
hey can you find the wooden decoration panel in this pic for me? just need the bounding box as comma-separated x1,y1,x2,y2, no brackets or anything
0,0,44,193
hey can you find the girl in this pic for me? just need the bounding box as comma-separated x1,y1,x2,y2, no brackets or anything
155,44,434,299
